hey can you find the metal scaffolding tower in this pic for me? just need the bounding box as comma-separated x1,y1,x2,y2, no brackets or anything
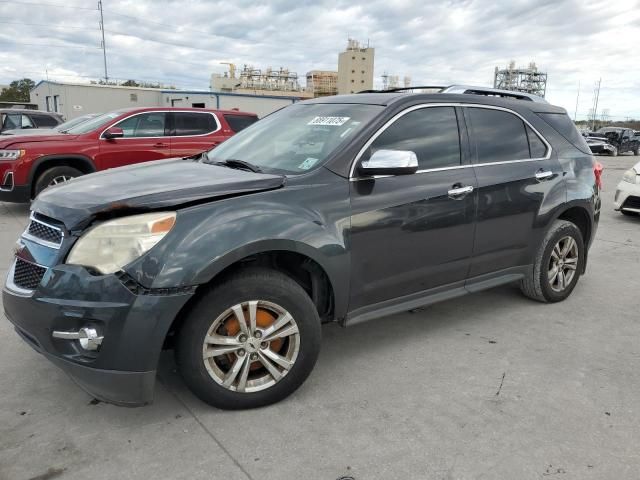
493,61,547,98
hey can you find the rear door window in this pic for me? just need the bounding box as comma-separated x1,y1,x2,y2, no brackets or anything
224,114,258,132
173,112,217,136
466,108,530,163
364,106,461,170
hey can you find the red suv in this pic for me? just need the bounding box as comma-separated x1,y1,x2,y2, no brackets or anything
0,107,258,202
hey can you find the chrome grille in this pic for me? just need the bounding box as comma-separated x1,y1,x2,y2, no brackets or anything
23,214,64,248
27,220,63,245
13,258,47,290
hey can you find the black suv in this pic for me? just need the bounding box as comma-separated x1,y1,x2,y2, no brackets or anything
3,87,601,409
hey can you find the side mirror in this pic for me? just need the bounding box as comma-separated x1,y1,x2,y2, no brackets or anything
359,149,419,176
103,126,124,139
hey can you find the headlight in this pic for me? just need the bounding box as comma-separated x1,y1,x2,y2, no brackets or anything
66,212,176,274
622,169,639,184
0,149,25,160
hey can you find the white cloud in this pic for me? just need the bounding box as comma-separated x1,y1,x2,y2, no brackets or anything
0,0,639,119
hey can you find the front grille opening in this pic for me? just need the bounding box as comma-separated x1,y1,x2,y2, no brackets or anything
13,258,47,290
27,220,63,245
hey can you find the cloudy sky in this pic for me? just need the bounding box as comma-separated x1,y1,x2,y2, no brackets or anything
1,0,639,120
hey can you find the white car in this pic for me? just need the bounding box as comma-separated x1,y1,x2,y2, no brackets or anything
614,161,640,215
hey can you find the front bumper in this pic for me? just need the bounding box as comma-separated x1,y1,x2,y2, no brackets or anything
4,264,194,406
589,143,617,155
614,180,640,213
0,184,31,203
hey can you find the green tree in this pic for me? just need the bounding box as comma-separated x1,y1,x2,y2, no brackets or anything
0,78,36,102
121,79,140,87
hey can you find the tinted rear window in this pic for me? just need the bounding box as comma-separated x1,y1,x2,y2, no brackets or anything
467,108,530,163
31,114,59,127
174,112,217,136
224,114,258,132
537,112,591,154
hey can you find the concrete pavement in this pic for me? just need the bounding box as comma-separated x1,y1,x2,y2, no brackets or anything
1,155,639,480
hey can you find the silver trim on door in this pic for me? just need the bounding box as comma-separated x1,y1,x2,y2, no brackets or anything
448,185,474,197
348,102,553,180
535,170,554,180
99,110,221,140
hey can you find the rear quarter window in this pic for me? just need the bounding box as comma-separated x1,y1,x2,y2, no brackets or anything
224,114,258,132
536,112,591,154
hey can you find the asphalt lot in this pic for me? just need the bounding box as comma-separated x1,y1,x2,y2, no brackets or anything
1,155,639,480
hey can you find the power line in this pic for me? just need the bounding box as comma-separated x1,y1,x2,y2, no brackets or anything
0,40,101,50
0,21,95,30
0,0,96,9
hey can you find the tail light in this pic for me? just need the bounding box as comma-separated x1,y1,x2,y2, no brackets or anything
594,161,603,190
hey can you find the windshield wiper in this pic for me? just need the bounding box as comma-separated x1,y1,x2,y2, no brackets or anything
212,159,262,173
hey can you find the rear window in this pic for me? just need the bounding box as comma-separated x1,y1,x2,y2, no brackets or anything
31,114,59,127
224,114,258,132
537,112,591,154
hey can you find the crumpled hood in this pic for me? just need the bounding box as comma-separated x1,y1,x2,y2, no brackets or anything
32,158,286,229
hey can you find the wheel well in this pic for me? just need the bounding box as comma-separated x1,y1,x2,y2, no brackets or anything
30,157,95,197
164,251,335,348
558,206,591,247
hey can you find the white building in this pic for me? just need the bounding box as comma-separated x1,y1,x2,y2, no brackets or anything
30,81,303,119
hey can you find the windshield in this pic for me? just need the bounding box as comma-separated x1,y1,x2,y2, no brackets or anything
55,114,100,132
205,103,382,174
66,111,124,134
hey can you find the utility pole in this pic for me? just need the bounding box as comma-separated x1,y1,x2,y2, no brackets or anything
573,81,580,121
98,0,108,82
591,78,601,131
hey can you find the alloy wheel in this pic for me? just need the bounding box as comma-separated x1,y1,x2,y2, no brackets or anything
48,175,74,186
548,236,579,292
201,300,300,393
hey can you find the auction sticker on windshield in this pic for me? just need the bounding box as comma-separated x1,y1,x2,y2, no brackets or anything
308,116,350,126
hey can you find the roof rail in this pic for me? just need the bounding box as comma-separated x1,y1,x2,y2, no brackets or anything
441,85,548,103
358,86,446,94
358,84,548,103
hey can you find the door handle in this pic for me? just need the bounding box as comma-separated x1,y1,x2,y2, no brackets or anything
153,142,169,148
535,170,554,181
448,185,474,199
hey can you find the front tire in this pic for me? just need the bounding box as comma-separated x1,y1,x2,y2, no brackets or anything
33,166,82,197
520,220,585,303
176,268,321,409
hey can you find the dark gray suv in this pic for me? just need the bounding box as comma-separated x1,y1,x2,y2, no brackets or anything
3,87,601,409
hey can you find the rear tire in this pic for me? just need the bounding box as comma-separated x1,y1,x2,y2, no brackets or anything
33,166,82,197
520,220,585,303
176,268,321,409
